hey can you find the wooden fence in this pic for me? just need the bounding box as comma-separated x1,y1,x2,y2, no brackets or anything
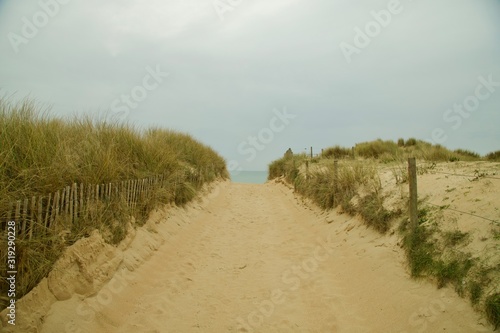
1,173,182,240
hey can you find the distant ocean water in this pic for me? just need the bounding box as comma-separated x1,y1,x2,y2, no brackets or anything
230,171,268,184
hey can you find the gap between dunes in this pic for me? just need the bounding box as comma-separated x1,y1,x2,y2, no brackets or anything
5,181,494,332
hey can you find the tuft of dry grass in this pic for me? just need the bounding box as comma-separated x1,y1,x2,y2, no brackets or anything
321,139,486,163
322,146,353,159
486,150,500,161
269,155,399,233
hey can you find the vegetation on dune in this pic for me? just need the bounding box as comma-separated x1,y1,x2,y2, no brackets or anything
486,150,500,162
319,138,495,163
0,99,227,203
321,145,353,159
486,293,500,330
399,206,500,327
268,138,499,328
0,98,228,308
270,153,400,233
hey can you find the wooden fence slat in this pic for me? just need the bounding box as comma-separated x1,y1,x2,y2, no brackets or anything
141,179,146,202
79,183,84,218
73,183,78,221
85,184,91,219
6,173,174,238
133,180,138,209
29,196,36,240
131,180,135,209
65,185,70,216
60,187,66,218
37,196,43,237
129,181,133,208
69,184,74,224
96,184,100,203
44,193,52,231
121,181,125,204
6,202,13,231
15,200,21,236
22,198,28,238
51,191,60,231
60,188,64,217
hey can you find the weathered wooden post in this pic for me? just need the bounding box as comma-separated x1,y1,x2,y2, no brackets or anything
408,157,418,231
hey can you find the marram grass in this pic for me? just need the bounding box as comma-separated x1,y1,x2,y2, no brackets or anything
0,98,228,308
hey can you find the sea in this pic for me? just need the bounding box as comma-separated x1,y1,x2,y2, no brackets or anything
230,171,268,184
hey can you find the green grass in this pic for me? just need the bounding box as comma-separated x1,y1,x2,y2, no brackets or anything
403,223,436,277
485,293,500,330
358,192,397,233
322,145,353,159
434,257,474,291
0,98,228,309
486,150,500,161
354,139,399,159
398,206,499,328
442,230,470,247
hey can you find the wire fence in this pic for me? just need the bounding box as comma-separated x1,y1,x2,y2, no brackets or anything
407,161,500,225
301,157,499,225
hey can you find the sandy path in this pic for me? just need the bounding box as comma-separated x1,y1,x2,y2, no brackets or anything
40,182,492,333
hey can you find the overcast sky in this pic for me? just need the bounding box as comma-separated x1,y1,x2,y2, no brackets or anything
1,0,499,171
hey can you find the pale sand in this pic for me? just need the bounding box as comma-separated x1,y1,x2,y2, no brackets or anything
2,180,494,332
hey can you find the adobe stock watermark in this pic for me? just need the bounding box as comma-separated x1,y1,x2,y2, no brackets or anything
227,107,296,174
339,0,410,64
7,0,72,54
235,230,337,332
107,65,169,123
428,74,499,145
212,0,243,21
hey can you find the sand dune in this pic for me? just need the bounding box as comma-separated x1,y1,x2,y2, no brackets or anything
3,181,493,332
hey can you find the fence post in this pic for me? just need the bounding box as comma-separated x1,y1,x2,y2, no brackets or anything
408,157,418,231
333,160,339,205
310,146,313,159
